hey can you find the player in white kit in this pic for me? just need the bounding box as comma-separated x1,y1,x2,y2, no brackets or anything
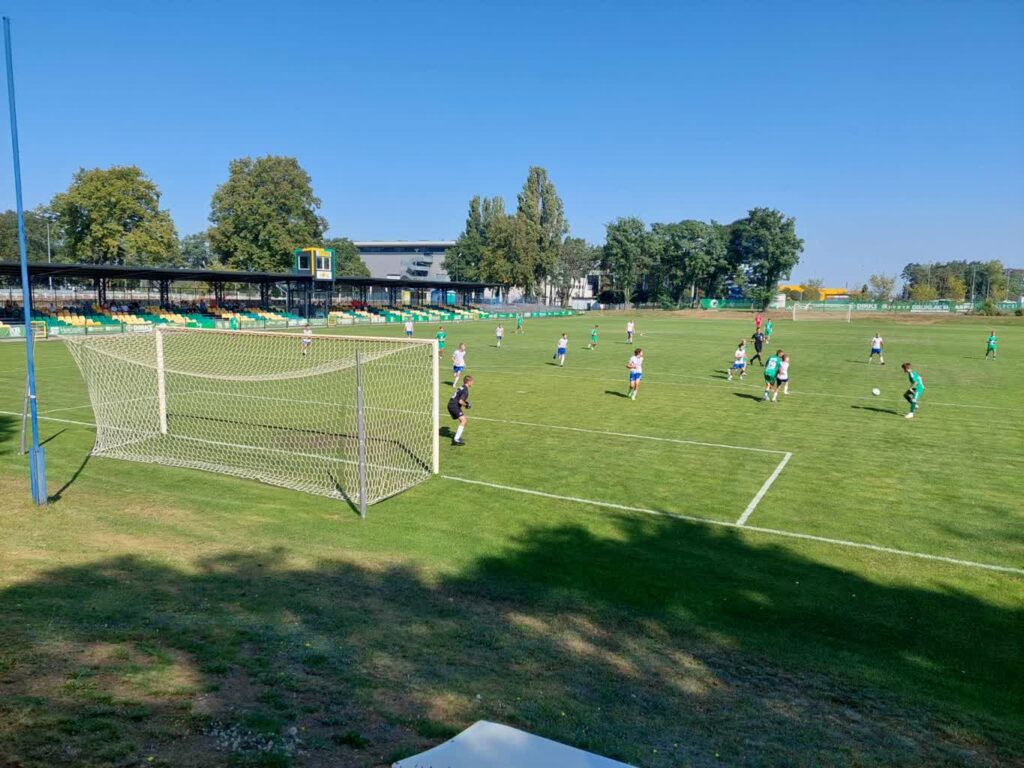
727,340,747,381
452,343,467,387
301,324,313,356
404,319,414,337
627,348,644,400
776,353,791,398
626,320,635,343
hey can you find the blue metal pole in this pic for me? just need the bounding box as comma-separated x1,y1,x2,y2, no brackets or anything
4,17,46,505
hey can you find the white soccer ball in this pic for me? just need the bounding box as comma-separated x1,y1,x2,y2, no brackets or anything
871,388,881,397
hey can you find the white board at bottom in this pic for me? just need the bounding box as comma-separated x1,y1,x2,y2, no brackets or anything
393,720,636,768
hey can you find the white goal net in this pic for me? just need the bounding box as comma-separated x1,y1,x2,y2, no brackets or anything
791,303,852,322
65,328,439,512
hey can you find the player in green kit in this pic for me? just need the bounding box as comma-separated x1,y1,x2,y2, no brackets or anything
435,326,447,358
516,314,524,334
985,331,998,359
902,362,925,419
765,319,774,341
762,349,782,401
587,325,599,350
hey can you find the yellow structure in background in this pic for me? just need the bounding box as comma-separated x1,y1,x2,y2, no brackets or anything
780,284,849,300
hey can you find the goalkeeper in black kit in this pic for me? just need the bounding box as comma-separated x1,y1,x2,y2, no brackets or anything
448,375,473,446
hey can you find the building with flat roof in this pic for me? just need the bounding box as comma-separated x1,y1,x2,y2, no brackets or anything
353,241,455,281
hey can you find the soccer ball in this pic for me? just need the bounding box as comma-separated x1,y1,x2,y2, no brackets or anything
871,388,881,397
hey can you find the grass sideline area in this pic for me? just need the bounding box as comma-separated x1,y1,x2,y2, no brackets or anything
0,311,1021,767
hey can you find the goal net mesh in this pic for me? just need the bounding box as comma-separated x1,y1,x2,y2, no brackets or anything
65,328,438,505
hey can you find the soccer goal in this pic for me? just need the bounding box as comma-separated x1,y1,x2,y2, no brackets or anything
64,327,440,515
791,303,852,322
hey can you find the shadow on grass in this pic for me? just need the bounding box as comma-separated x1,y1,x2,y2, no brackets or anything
48,452,91,502
0,414,14,453
603,390,630,399
851,405,902,416
0,518,1021,767
732,392,764,402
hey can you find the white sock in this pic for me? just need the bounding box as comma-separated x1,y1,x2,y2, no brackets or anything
454,425,464,441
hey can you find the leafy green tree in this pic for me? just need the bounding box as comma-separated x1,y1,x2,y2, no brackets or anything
727,208,803,306
801,279,825,301
179,232,211,268
208,156,327,272
942,275,967,301
602,217,650,307
909,283,938,302
868,274,897,302
511,167,568,296
550,237,599,307
0,207,62,263
324,237,370,277
50,166,179,265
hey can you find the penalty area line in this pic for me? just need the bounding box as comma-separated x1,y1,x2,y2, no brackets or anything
439,475,1024,577
737,452,792,526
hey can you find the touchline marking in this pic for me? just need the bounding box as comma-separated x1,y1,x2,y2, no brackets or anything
736,452,792,526
472,415,788,455
0,410,95,428
440,476,1024,577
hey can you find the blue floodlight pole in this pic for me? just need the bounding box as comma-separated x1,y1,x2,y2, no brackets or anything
4,17,46,505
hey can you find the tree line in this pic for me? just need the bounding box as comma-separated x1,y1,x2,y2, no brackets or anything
446,166,804,307
0,157,369,277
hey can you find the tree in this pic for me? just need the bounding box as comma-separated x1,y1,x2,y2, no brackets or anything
511,167,568,296
727,208,803,307
602,217,650,307
0,207,62,263
550,237,599,307
179,232,211,268
943,275,967,301
801,279,825,302
909,283,938,302
49,166,179,265
868,274,897,302
324,237,370,277
208,156,327,272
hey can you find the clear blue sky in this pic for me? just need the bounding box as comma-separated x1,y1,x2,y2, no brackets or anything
2,0,1022,286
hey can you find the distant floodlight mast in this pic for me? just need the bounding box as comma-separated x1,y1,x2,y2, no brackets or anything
4,16,46,505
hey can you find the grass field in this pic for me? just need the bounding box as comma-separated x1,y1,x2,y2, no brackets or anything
1,311,1022,767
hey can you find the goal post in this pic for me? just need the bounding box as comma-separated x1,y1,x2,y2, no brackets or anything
64,327,440,511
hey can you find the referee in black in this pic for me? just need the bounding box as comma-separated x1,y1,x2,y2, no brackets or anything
448,375,473,446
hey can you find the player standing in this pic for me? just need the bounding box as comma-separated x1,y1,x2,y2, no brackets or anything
435,325,447,358
588,324,599,350
404,319,414,338
301,324,313,356
765,318,774,341
555,333,568,366
868,332,885,365
763,349,782,401
727,340,747,381
495,323,504,348
777,353,791,397
447,375,473,446
750,329,766,366
985,331,998,359
626,320,635,343
754,312,763,333
516,313,524,334
452,343,467,388
902,362,925,418
627,348,644,400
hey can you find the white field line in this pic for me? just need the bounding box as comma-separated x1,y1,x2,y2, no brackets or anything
440,475,1024,577
471,415,788,455
737,452,792,526
0,410,95,428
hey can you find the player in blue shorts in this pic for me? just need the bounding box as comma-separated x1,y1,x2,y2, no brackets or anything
555,333,568,366
627,348,644,400
868,332,884,365
452,343,467,388
727,340,747,381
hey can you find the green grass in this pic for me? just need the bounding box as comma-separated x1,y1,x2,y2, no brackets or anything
0,310,1022,767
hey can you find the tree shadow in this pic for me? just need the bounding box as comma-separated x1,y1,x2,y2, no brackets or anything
0,414,14,453
851,405,902,416
0,517,1020,767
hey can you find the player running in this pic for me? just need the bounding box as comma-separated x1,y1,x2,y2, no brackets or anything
452,343,467,387
516,313,524,334
868,332,885,364
902,362,925,419
496,323,504,348
627,348,644,400
750,329,766,366
447,375,473,446
727,340,747,381
435,326,447,358
555,333,568,366
587,324,599,350
763,349,782,401
765,318,774,341
626,320,635,343
777,353,791,397
754,312,763,333
985,331,998,359
301,324,313,356
404,319,414,338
